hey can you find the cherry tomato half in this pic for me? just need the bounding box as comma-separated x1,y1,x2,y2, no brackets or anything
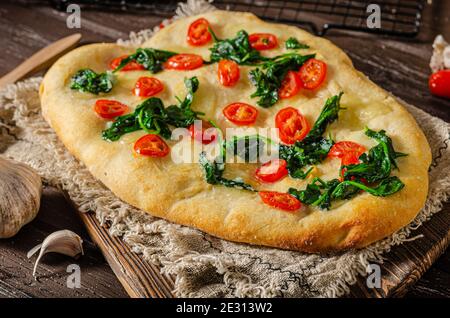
218,60,240,87
249,33,278,50
94,99,129,119
275,107,310,145
279,71,302,99
223,103,258,126
188,121,218,145
429,70,450,99
133,77,164,97
298,58,327,90
255,159,288,183
134,134,170,157
341,152,362,166
259,191,301,211
328,141,366,160
187,18,212,46
164,54,204,71
109,55,145,71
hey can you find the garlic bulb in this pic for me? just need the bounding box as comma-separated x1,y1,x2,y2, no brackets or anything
430,35,450,72
27,229,84,277
0,156,42,238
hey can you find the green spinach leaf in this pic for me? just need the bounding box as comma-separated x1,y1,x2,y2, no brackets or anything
249,53,315,107
198,134,275,190
289,176,405,210
136,98,172,139
208,29,266,65
342,128,407,183
279,138,333,179
333,177,405,198
222,135,272,162
199,152,256,191
285,37,310,50
112,48,177,73
288,127,406,210
101,112,140,142
289,178,341,210
306,92,343,140
70,69,113,94
102,77,201,141
165,77,204,128
279,93,343,179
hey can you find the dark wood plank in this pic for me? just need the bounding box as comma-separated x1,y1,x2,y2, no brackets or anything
407,261,450,298
0,187,128,298
0,1,448,298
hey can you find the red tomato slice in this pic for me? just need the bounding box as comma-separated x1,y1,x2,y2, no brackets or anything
298,58,327,90
255,159,288,183
218,60,240,87
259,191,301,211
133,77,164,97
134,134,170,157
341,152,361,166
275,107,310,145
188,121,217,145
223,103,258,126
187,18,212,46
164,54,204,71
94,99,129,119
279,71,302,99
109,55,145,71
429,70,450,99
328,141,366,159
249,33,278,50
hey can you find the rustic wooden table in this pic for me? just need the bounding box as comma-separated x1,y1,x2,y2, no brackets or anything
0,1,448,298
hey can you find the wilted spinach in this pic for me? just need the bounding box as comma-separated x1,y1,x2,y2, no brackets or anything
199,152,256,191
112,48,177,73
288,175,405,210
288,127,406,210
285,37,309,50
249,53,315,107
222,135,272,162
306,93,343,139
279,93,343,179
70,69,113,94
164,77,202,128
342,128,407,183
208,29,266,65
198,133,275,191
102,77,202,141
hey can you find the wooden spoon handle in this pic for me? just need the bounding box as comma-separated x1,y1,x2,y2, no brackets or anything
0,33,82,88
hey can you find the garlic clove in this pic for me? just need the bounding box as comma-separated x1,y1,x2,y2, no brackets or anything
0,156,42,238
430,35,450,72
444,46,450,69
26,243,43,259
27,229,84,277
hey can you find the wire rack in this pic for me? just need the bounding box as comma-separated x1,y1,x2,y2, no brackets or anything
49,0,426,37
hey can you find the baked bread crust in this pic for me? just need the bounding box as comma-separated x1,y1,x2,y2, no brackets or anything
40,11,431,252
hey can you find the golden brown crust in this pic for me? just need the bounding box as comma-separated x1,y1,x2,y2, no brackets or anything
40,11,431,252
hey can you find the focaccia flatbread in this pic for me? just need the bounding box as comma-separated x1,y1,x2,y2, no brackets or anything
40,11,431,252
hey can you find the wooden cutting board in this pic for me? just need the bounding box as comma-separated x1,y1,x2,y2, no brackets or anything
75,200,450,298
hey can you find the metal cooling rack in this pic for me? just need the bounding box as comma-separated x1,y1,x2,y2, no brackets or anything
48,0,426,37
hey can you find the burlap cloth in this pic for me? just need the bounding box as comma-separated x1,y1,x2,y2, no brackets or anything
1,0,449,298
